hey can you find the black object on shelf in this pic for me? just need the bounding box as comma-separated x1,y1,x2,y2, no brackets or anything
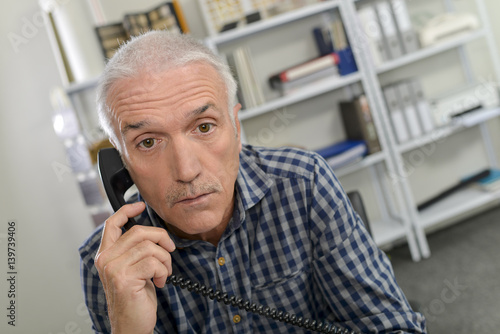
417,169,491,211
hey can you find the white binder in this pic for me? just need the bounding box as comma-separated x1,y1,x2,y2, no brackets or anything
397,81,423,139
408,79,435,134
375,0,404,59
390,0,420,54
384,85,410,144
357,4,388,66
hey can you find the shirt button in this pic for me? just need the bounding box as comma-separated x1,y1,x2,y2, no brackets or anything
218,257,226,266
233,314,241,323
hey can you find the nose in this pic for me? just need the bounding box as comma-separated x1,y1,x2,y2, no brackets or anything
169,138,202,183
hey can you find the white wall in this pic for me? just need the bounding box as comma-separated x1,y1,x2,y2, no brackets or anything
0,1,95,333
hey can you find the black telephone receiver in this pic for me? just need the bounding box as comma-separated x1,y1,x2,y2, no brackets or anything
97,147,138,230
97,147,359,334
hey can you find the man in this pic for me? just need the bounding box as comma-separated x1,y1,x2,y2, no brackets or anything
79,31,426,333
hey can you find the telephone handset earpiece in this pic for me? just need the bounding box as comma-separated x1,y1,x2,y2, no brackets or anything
97,148,360,334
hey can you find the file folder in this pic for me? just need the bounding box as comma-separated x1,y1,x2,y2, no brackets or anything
375,0,404,59
383,85,410,143
357,4,388,66
390,0,420,54
408,79,435,134
397,81,423,139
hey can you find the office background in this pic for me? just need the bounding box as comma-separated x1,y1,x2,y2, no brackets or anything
1,0,499,333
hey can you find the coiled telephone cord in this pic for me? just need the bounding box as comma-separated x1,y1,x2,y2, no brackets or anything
166,275,361,334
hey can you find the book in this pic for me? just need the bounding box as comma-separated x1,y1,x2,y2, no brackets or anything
327,16,358,76
269,53,340,89
276,66,339,96
312,26,334,56
230,47,265,109
339,95,382,154
316,140,368,170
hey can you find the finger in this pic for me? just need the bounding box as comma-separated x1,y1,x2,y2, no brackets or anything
120,240,173,277
120,225,176,253
96,226,175,280
127,256,171,289
99,202,147,252
100,255,171,295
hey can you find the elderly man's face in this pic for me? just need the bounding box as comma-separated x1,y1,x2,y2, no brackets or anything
107,62,241,245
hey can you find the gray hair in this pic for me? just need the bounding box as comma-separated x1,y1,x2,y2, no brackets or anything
96,31,238,143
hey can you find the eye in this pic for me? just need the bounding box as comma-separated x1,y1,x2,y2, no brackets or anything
140,138,155,148
198,123,213,133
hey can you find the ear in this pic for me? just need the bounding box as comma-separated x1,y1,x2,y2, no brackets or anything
233,103,242,152
109,136,122,153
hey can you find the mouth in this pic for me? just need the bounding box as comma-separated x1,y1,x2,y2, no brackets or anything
175,192,213,206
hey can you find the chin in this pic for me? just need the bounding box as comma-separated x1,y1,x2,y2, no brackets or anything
166,212,226,240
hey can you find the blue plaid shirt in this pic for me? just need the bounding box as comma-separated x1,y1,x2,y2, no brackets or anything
79,145,426,333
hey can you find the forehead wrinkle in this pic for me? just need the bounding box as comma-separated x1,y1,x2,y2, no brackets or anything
121,119,152,137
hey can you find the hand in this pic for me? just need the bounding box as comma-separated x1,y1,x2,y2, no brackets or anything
94,202,176,334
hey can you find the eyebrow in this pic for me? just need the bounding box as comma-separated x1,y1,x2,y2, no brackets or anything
121,120,151,137
120,103,213,136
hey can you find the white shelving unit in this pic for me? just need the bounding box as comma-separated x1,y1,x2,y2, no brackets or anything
343,0,500,260
205,0,423,261
45,0,500,261
204,0,500,261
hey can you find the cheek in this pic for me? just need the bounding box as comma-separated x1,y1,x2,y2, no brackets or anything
127,159,170,200
213,141,240,184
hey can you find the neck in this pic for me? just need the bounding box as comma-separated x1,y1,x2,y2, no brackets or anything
165,220,229,247
163,196,235,247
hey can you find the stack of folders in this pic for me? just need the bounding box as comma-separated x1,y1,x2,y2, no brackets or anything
339,95,382,155
315,140,368,171
268,53,341,95
383,79,435,144
356,0,420,66
225,47,265,110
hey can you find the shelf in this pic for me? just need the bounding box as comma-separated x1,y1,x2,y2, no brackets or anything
375,29,487,74
371,217,407,247
205,0,341,46
239,71,362,121
397,107,500,154
335,151,386,178
65,77,100,95
418,186,500,230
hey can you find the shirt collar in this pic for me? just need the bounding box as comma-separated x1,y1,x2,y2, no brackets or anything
235,147,274,211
